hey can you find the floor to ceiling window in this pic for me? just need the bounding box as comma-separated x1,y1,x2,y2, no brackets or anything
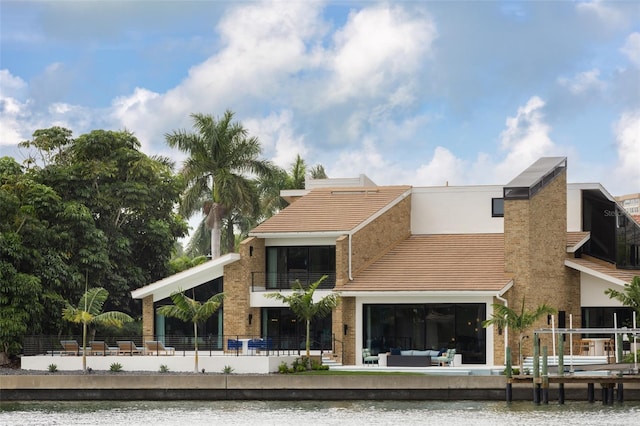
154,277,224,350
261,307,333,351
363,303,486,364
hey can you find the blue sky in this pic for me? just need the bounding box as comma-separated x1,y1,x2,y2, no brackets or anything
1,0,639,196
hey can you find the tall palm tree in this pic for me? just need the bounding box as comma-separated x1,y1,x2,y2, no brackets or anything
156,290,225,373
62,286,133,373
266,275,339,368
166,110,275,259
482,297,556,368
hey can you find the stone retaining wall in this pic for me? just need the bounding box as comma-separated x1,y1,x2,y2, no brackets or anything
3,374,640,401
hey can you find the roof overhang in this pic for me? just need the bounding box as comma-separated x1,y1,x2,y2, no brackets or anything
567,233,591,253
564,258,628,287
337,290,499,297
249,231,346,239
131,253,240,302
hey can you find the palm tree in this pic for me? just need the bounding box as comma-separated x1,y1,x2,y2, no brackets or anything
482,297,556,368
166,110,275,259
62,286,133,373
605,276,640,314
265,275,339,368
156,290,224,373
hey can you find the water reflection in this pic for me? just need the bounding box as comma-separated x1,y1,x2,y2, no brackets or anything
2,400,640,425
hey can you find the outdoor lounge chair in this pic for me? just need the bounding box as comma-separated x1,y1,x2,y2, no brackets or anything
432,349,456,366
362,348,379,365
145,340,175,355
117,341,143,355
60,340,80,356
90,341,118,356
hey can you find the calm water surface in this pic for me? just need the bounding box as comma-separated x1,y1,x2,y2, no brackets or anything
1,400,639,426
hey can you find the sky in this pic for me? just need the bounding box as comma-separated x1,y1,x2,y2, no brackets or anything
1,0,639,198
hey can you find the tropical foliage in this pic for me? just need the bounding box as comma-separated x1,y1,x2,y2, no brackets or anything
166,110,276,259
482,297,556,367
605,276,640,315
156,290,225,372
62,286,133,372
266,276,339,368
0,127,186,362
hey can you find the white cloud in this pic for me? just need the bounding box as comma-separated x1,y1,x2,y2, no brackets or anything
576,0,627,28
326,4,436,103
0,70,30,145
613,109,640,191
557,69,606,94
414,147,466,186
244,110,307,169
621,32,640,68
494,96,559,181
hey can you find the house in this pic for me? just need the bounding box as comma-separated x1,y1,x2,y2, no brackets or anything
131,157,640,366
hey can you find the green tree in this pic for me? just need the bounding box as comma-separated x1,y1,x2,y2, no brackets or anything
166,110,276,259
605,276,640,315
265,276,339,368
62,286,133,372
20,128,187,316
156,290,225,373
482,297,556,368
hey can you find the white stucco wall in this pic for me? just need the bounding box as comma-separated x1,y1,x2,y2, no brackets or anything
567,184,583,232
580,272,626,307
410,186,504,235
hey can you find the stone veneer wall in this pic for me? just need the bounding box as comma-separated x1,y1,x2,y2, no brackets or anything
350,195,411,277
223,237,265,340
142,295,154,342
334,194,411,364
502,169,581,365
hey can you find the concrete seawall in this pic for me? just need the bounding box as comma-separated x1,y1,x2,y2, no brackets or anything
3,374,640,401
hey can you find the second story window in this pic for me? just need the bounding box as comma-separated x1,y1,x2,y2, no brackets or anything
492,198,504,217
266,246,336,289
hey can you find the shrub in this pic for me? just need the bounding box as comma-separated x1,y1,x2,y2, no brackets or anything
278,361,291,374
48,364,58,373
222,365,234,374
159,364,170,373
110,362,123,372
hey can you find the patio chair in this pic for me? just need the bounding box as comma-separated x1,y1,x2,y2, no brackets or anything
60,340,80,356
145,340,175,356
90,341,118,356
433,349,456,366
117,341,143,355
362,348,379,365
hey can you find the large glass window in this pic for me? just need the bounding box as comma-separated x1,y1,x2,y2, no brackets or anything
363,303,486,364
154,277,224,350
582,190,640,269
581,306,634,338
261,307,332,351
265,246,336,289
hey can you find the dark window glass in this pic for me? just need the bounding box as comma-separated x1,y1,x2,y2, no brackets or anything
492,198,504,217
261,307,332,350
581,306,634,338
363,303,486,363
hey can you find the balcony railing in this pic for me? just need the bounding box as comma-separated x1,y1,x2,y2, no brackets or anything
251,271,336,291
22,334,337,357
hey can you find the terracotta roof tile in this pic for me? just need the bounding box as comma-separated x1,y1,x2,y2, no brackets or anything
566,231,590,252
344,234,509,292
251,186,411,234
566,257,640,284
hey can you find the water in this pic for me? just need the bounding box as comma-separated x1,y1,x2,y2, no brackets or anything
1,400,639,426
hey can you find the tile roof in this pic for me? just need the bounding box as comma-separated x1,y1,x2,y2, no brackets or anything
343,234,510,292
566,231,590,252
566,257,640,285
251,185,411,234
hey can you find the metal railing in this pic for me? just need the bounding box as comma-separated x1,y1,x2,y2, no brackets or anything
22,334,334,358
251,271,336,291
